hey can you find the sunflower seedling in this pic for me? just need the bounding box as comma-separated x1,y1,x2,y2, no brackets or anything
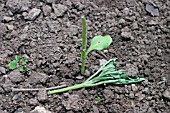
81,16,112,75
8,55,28,72
48,58,145,94
96,97,103,102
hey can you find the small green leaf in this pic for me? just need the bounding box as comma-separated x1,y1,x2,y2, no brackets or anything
21,58,27,65
8,60,18,70
19,66,27,72
96,97,102,102
15,55,21,62
87,35,112,54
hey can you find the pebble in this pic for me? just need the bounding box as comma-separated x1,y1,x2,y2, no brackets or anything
0,66,6,74
28,72,48,84
67,25,78,36
142,87,149,94
30,106,52,113
163,90,170,100
132,22,139,30
148,20,158,25
131,84,138,91
25,8,41,21
6,24,14,30
37,90,47,102
125,64,139,77
122,7,129,16
19,33,28,41
84,70,90,77
52,4,67,17
99,59,107,66
47,21,61,33
77,4,85,11
121,31,134,40
8,70,24,83
3,16,14,22
42,5,52,16
29,99,38,106
118,18,126,24
145,4,159,16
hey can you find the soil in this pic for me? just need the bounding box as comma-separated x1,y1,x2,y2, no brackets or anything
0,0,170,113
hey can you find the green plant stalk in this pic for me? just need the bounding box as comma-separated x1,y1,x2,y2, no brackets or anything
81,16,87,75
48,77,144,94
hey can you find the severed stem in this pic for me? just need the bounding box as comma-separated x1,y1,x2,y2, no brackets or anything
12,85,66,92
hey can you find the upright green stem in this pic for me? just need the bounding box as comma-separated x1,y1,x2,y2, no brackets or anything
81,16,87,75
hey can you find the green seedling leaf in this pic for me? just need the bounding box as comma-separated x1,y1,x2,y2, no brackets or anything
15,55,21,62
21,58,27,65
87,35,112,54
96,97,102,102
8,60,18,70
19,66,27,72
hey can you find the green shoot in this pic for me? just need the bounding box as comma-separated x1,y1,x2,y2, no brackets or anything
81,16,87,75
8,55,28,72
48,58,145,94
96,97,102,102
81,16,112,75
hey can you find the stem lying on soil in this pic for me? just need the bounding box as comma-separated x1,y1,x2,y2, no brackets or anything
12,85,66,92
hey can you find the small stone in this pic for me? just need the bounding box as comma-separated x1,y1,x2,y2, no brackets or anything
132,22,138,30
148,20,157,25
6,24,14,30
47,21,61,33
30,106,52,113
0,66,6,74
37,90,47,102
142,87,149,94
99,59,107,66
140,54,150,62
131,84,138,91
67,25,78,36
28,72,48,84
25,8,41,21
0,23,7,37
121,31,134,40
84,70,90,77
8,70,24,83
29,99,38,106
122,7,129,16
0,4,4,11
19,33,28,41
145,4,159,16
77,4,85,11
125,64,138,77
3,16,14,22
163,90,170,100
118,18,126,24
62,95,80,110
42,5,52,16
52,4,67,17
76,76,83,80
6,0,30,13
104,89,113,97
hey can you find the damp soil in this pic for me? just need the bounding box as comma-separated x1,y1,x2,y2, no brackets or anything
0,0,170,113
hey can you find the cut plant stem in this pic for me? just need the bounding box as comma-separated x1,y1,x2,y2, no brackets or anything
48,59,145,95
81,16,87,75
